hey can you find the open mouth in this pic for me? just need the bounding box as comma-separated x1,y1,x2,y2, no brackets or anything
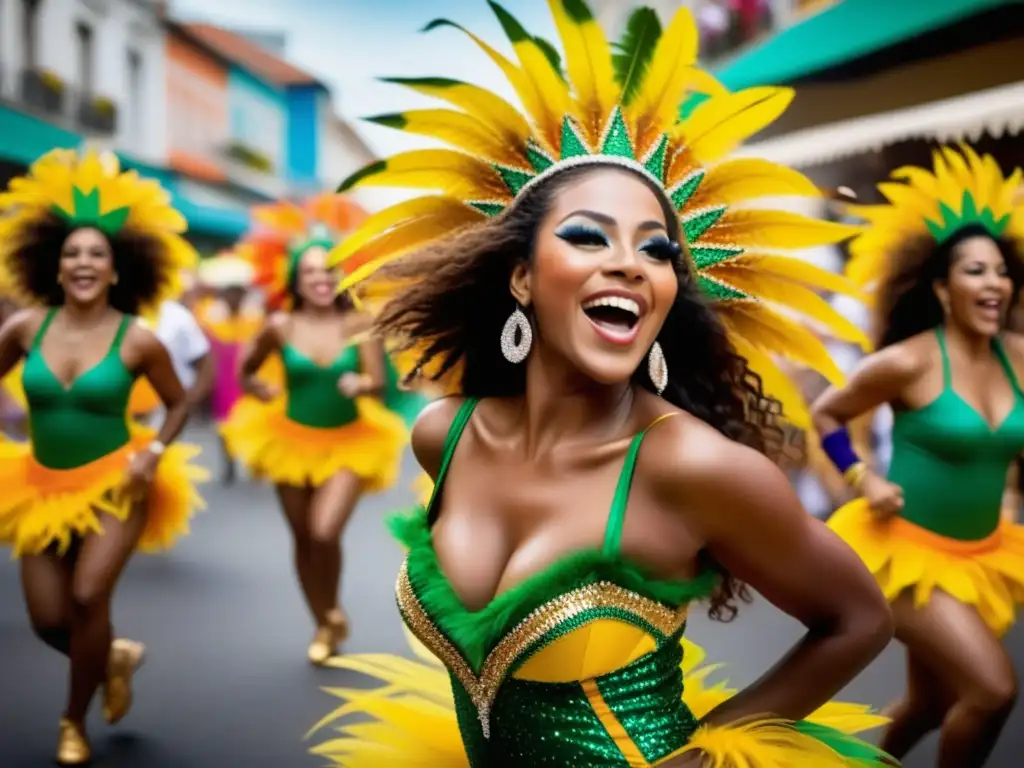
977,298,1003,314
582,295,641,339
70,274,98,290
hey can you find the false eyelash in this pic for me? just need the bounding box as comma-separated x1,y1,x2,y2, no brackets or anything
642,239,682,261
555,223,609,246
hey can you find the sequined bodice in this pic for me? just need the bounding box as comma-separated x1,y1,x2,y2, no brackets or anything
395,398,718,766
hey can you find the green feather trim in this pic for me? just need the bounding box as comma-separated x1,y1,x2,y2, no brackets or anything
793,721,898,764
389,506,718,672
612,7,662,105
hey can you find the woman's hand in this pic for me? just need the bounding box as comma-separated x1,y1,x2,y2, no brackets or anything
859,472,904,519
338,372,370,398
122,446,161,502
247,379,279,403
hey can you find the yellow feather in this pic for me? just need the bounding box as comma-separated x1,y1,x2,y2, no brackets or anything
710,265,870,349
328,197,484,268
371,110,525,166
546,0,618,144
729,335,813,428
723,253,868,300
344,150,507,201
698,209,860,250
384,78,531,144
428,21,549,149
723,305,845,384
678,87,794,164
337,208,484,293
686,158,820,212
877,182,938,222
495,20,572,152
626,7,716,149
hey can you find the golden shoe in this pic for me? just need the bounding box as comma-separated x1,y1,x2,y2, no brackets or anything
56,718,91,765
307,610,350,666
103,638,146,725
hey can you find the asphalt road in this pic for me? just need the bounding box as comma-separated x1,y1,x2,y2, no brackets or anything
1,422,1023,767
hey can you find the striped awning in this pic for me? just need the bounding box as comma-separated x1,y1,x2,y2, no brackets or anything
735,81,1024,168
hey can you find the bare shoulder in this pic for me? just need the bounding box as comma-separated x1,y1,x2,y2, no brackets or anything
636,409,792,537
999,331,1024,362
125,317,161,354
344,310,374,336
412,396,468,478
1,307,46,349
265,311,291,341
854,333,932,382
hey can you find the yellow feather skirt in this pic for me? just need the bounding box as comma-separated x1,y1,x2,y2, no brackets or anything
220,396,407,491
0,424,208,557
310,634,890,767
829,498,1024,636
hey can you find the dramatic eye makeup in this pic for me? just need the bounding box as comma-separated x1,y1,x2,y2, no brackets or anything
554,222,609,248
639,235,681,262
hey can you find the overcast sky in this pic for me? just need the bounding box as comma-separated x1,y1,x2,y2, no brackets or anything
169,0,553,158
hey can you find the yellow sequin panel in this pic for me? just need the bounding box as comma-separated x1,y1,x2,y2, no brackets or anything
514,618,659,683
396,561,688,739
582,679,651,767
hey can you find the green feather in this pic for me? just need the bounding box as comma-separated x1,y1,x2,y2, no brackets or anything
612,7,662,105
532,35,566,81
337,160,385,193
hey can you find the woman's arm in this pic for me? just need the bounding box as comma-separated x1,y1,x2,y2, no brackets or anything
0,309,35,379
134,328,188,447
659,429,893,725
349,336,386,397
239,314,284,401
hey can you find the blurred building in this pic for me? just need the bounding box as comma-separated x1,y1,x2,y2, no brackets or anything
0,1,377,252
0,0,167,183
717,0,1024,198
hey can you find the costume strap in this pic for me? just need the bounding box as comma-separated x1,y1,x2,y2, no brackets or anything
603,412,680,557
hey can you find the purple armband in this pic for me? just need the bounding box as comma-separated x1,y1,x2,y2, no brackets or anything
821,427,860,473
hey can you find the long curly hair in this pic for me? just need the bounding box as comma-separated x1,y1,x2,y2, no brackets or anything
875,224,1024,348
6,211,173,316
364,165,795,621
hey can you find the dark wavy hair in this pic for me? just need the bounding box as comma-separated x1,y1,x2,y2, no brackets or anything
365,165,795,621
6,211,173,315
876,224,1024,348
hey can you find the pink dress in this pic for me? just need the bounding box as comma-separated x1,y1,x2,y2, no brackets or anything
210,335,243,422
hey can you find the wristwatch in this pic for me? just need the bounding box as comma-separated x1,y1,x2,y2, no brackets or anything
148,440,167,457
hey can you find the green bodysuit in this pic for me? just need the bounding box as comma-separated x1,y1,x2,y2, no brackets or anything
394,397,891,765
888,328,1024,541
281,343,359,428
22,309,133,470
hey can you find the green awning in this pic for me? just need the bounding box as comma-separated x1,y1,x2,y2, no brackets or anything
0,106,80,166
715,0,1017,92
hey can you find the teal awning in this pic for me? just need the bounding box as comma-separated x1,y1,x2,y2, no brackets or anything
715,0,1017,92
0,106,81,165
118,152,250,240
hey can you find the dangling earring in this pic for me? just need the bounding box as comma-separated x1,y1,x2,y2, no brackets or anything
648,341,668,395
500,304,532,364
111,274,119,286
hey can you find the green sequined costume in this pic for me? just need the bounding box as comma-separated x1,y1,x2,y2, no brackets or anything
312,399,896,767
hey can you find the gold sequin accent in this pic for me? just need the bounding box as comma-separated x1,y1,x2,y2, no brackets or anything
396,559,689,739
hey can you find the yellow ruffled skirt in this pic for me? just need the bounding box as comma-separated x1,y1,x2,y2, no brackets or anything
829,498,1024,636
0,424,208,557
220,396,407,491
310,632,891,767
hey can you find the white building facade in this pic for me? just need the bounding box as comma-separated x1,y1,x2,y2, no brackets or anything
0,0,167,164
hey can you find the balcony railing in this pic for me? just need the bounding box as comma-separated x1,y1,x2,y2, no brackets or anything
0,65,119,137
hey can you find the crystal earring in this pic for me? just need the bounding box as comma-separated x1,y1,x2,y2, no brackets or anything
500,305,532,364
648,341,667,394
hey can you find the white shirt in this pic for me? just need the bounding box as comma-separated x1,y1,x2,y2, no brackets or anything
152,300,209,390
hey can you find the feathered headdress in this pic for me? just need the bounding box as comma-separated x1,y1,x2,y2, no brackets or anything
242,193,368,310
846,144,1024,288
0,149,198,316
330,1,869,426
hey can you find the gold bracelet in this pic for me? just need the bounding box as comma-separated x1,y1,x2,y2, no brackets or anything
843,461,868,491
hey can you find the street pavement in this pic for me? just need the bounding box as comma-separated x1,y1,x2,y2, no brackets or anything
1,422,1023,767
